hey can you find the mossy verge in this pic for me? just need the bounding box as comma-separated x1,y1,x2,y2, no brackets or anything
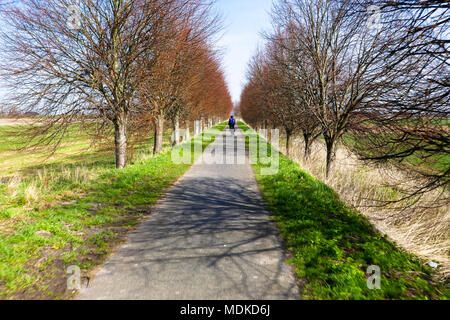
239,121,449,300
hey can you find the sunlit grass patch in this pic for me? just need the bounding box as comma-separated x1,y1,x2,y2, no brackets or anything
0,122,226,299
239,121,449,300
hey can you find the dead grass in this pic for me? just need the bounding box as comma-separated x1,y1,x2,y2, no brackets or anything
277,133,449,279
0,118,41,126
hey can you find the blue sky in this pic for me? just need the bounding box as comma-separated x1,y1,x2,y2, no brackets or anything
0,1,274,104
214,0,274,102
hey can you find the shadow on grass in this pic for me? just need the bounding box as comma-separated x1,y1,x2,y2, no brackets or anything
239,121,449,300
0,123,227,299
78,174,299,299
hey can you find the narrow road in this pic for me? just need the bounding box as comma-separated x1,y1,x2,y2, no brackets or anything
78,126,300,300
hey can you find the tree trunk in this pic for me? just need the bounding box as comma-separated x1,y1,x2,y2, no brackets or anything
154,113,164,154
184,121,191,142
303,133,311,161
325,138,337,178
285,129,292,158
114,117,127,169
200,117,205,132
173,113,180,146
194,120,200,136
112,2,126,169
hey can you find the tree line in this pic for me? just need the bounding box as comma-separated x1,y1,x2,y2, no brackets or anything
0,0,233,168
240,0,449,199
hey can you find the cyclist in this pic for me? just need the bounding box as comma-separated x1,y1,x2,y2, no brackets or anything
228,115,236,132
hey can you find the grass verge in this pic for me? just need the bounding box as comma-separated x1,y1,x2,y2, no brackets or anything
0,122,226,299
239,121,449,300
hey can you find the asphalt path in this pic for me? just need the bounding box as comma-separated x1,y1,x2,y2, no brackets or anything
78,126,300,300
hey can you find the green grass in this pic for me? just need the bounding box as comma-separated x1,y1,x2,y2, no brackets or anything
239,121,449,300
0,122,227,299
0,124,99,176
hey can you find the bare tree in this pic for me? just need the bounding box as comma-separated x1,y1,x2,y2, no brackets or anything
269,0,415,177
0,0,183,168
346,0,450,199
135,0,223,153
241,0,448,199
268,27,323,160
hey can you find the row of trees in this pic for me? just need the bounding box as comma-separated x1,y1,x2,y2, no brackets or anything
0,0,233,168
240,0,449,198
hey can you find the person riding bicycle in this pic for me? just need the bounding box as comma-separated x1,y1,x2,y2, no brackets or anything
228,115,236,131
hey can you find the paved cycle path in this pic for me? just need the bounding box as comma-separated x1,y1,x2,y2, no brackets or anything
78,127,300,300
